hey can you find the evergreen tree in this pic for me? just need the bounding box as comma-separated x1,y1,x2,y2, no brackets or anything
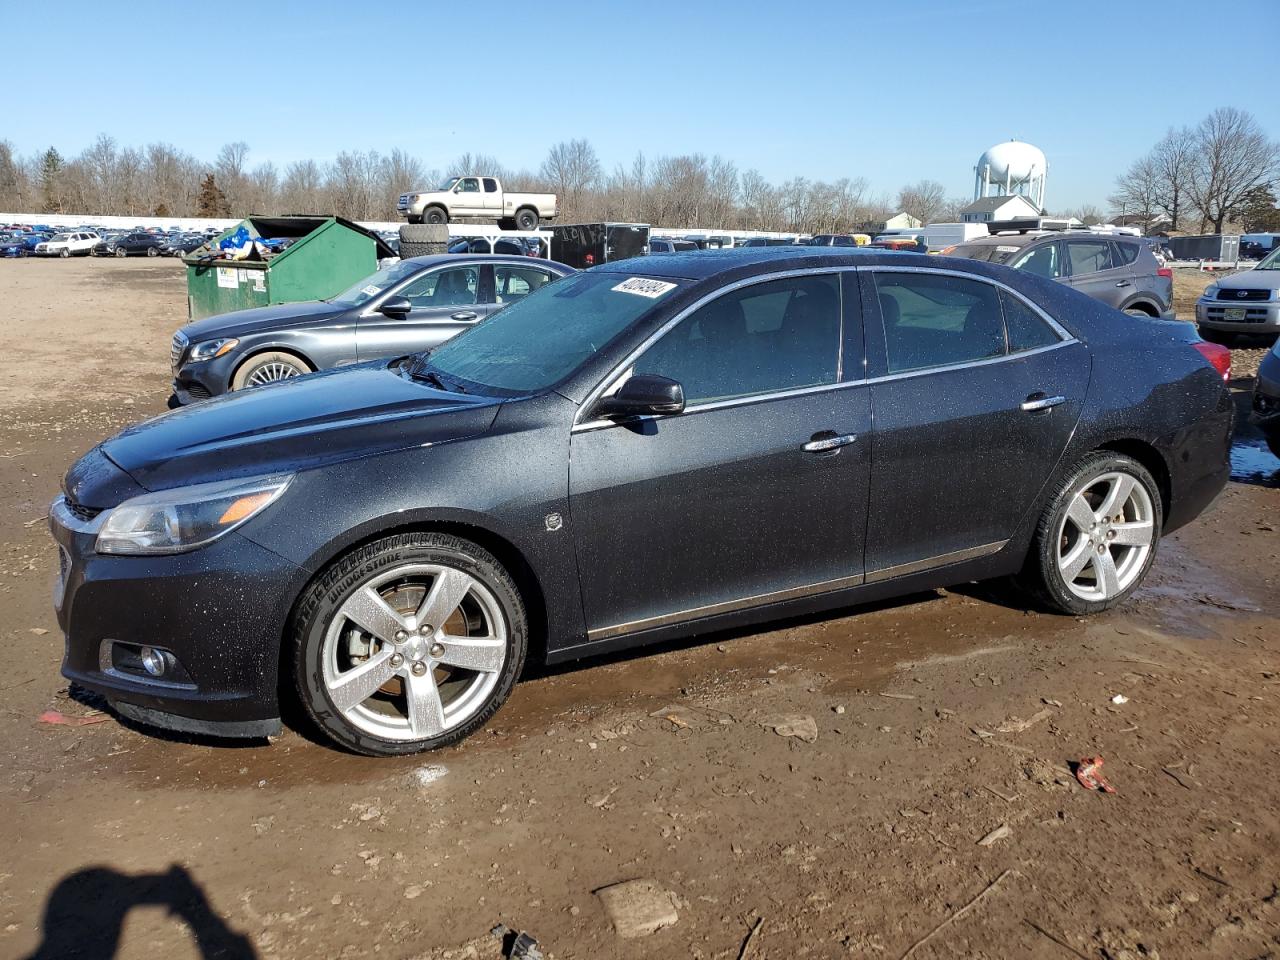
196,173,229,217
40,147,63,213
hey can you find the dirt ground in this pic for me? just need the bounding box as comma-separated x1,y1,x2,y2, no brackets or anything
1,258,1278,960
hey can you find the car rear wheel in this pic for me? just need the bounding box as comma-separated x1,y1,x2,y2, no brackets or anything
1021,452,1161,615
1123,306,1154,317
292,533,528,756
146,246,158,257
231,351,313,390
515,208,539,231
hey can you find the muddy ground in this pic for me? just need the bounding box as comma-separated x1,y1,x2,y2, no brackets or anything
0,259,1277,960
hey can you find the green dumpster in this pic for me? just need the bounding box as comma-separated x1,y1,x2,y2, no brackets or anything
183,216,396,320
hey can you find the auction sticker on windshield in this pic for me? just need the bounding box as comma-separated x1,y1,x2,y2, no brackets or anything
361,285,382,297
612,277,677,299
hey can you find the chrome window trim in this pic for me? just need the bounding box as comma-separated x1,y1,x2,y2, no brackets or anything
571,265,1078,434
586,539,1008,642
861,264,1074,342
572,266,853,429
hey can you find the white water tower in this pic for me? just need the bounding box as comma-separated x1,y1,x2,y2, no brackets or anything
974,140,1047,211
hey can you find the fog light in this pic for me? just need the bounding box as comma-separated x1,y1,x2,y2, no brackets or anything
140,646,166,677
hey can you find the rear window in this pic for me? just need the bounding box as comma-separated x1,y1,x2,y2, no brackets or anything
1113,241,1139,266
948,242,1025,264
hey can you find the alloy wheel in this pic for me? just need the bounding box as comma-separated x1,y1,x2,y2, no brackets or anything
246,361,303,386
1055,471,1155,601
320,564,507,741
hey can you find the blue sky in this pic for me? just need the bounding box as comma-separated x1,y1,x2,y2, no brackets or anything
4,0,1278,210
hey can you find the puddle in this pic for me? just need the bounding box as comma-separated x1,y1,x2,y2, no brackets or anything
1230,435,1280,484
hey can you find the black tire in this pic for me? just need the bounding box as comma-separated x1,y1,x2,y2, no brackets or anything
1123,305,1155,318
407,214,423,224
59,248,70,258
230,350,313,390
497,217,516,230
399,223,449,260
146,246,158,257
424,206,449,225
291,532,528,756
1019,452,1162,616
514,208,539,231
114,247,127,258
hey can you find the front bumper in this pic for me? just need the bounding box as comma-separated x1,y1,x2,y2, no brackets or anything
1253,350,1280,436
1196,296,1280,332
171,353,239,404
49,495,304,737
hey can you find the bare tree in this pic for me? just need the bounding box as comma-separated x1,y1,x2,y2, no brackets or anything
540,139,602,221
1187,107,1280,232
1149,127,1196,231
1109,154,1160,227
897,179,948,225
0,140,29,210
215,142,251,213
279,159,323,215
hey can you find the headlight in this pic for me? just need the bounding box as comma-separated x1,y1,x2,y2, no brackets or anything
96,474,292,555
1202,284,1219,299
187,338,239,362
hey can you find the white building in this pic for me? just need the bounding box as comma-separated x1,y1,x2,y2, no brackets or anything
960,194,1042,224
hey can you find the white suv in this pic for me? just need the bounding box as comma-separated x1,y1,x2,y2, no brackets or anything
35,231,100,258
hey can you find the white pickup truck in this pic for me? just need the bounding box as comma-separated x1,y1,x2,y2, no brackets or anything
397,176,557,230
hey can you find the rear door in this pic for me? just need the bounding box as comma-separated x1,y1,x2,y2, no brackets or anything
1063,239,1131,308
862,267,1089,576
355,263,485,360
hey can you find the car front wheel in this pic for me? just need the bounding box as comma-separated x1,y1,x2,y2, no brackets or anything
1021,452,1162,615
292,533,528,755
59,248,70,258
231,351,312,390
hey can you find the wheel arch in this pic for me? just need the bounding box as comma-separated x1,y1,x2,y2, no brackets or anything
1093,438,1172,523
230,345,317,384
1119,298,1160,317
278,516,550,703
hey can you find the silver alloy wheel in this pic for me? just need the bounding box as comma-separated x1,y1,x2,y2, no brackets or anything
321,563,507,742
246,361,303,386
1056,471,1155,602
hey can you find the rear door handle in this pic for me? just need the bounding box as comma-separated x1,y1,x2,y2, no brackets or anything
1020,394,1066,412
451,311,479,321
803,432,858,453
1115,280,1131,287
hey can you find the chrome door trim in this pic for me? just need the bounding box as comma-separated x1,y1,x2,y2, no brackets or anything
863,539,1008,584
586,538,1009,642
1020,394,1067,412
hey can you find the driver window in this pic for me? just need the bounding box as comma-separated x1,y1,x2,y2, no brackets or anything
457,178,480,193
398,267,479,308
635,275,841,406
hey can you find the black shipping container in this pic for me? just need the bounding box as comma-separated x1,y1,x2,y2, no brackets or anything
549,223,650,269
1168,235,1240,262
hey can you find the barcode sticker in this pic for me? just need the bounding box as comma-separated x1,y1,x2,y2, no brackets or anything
612,277,677,299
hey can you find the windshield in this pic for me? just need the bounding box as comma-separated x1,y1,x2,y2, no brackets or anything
437,177,460,191
51,233,71,241
948,242,1024,264
1256,246,1280,270
422,272,682,395
329,260,426,307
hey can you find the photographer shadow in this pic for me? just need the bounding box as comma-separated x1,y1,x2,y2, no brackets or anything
24,864,256,960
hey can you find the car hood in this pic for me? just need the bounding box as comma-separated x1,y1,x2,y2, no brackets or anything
97,363,502,494
1212,269,1280,292
180,300,348,340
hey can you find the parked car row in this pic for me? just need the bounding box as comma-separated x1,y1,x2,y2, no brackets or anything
0,223,225,258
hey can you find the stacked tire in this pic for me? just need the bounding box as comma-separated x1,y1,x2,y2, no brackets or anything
399,223,450,260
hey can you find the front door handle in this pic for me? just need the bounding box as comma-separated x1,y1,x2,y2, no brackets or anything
1020,393,1066,412
451,311,479,321
803,432,858,453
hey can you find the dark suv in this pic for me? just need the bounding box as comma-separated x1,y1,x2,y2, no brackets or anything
946,233,1175,318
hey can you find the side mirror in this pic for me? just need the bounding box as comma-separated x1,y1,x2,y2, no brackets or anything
596,374,685,419
379,296,411,318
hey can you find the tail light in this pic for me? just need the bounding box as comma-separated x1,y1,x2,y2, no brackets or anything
1193,341,1231,381
1157,267,1172,279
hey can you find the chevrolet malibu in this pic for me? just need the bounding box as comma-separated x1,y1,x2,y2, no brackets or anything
50,248,1233,756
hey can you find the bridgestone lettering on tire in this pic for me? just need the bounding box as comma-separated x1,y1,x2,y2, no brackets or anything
1020,452,1162,615
291,532,528,756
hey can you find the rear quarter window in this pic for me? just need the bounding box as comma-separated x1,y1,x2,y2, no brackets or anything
1112,241,1139,266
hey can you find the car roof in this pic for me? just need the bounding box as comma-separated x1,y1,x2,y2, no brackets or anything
400,253,573,273
593,245,912,280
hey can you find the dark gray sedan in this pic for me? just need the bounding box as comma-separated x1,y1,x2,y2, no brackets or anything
170,255,575,403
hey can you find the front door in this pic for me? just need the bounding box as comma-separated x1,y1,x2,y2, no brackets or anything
862,268,1089,576
452,177,483,216
568,272,871,641
356,264,492,360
